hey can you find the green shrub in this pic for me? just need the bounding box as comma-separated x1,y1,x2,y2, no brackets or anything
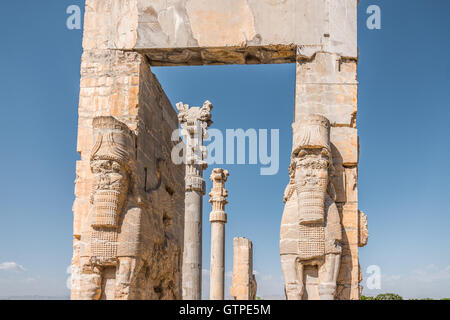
375,293,403,300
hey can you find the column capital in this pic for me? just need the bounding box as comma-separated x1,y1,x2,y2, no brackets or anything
209,169,229,219
210,211,227,223
185,176,206,193
176,100,213,140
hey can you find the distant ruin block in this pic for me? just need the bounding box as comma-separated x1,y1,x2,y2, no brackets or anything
230,237,257,300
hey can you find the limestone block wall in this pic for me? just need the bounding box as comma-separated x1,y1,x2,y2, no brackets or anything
72,14,185,298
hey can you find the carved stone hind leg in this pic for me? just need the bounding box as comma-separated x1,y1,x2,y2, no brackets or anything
281,255,304,300
79,257,102,300
318,254,341,300
115,257,139,300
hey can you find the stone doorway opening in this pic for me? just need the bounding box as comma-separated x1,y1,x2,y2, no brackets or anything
151,63,295,299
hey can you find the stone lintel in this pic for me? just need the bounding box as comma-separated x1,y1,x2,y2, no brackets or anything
83,0,357,62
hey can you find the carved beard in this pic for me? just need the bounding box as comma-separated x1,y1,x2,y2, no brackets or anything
294,155,329,224
91,159,129,228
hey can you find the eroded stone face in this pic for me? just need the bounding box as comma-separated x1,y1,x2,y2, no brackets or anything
294,148,330,225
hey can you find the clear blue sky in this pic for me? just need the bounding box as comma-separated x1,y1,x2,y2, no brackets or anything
0,0,449,299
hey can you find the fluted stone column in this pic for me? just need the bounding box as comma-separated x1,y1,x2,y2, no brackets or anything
209,169,229,300
177,101,213,300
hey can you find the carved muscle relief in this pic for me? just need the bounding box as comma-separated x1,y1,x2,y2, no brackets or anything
280,114,342,300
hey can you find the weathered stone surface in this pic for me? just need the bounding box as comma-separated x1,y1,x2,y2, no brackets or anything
339,203,359,229
345,167,358,203
332,166,358,204
137,0,357,57
177,101,213,300
230,237,257,300
358,210,368,247
82,0,357,64
330,164,345,204
295,52,358,127
331,127,359,166
143,45,296,66
295,84,357,127
296,52,358,85
209,168,229,300
334,201,362,298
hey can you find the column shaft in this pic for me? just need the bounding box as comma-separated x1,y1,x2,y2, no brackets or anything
210,222,225,300
182,190,203,299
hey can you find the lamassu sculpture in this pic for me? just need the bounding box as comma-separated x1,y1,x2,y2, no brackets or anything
78,116,134,299
280,114,342,300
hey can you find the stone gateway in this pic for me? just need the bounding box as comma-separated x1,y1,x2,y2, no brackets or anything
71,0,367,300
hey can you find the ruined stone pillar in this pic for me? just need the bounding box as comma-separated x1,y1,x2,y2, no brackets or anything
208,168,229,300
177,101,213,300
230,237,257,300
